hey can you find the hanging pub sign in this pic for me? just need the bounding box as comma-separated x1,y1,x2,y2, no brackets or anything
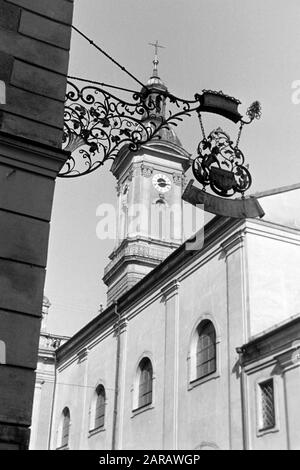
61,79,263,218
197,89,242,123
182,92,264,218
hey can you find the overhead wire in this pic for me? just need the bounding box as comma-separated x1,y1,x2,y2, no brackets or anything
71,25,146,89
66,74,139,94
56,381,115,391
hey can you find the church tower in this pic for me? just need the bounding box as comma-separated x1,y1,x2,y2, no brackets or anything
103,45,191,305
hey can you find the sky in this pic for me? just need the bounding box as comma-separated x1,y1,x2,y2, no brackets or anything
45,0,300,335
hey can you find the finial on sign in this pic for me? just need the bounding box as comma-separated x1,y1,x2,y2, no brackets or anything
148,40,165,77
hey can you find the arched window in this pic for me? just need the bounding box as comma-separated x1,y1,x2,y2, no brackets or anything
94,385,106,429
60,407,70,448
119,185,129,242
152,199,169,240
138,357,153,408
196,320,216,379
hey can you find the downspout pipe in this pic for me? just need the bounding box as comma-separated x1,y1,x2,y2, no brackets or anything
236,346,248,450
111,300,121,450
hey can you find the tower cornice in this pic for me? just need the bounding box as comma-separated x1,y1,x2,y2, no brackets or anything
111,140,191,179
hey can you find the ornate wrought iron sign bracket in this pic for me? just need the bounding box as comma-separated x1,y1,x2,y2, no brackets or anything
61,82,201,177
184,93,263,218
61,83,260,175
61,79,263,218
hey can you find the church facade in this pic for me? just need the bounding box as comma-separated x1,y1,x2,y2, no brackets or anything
32,183,300,450
30,60,300,450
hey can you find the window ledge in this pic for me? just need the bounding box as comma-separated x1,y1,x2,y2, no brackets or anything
131,403,154,418
56,445,69,450
188,371,220,390
257,426,279,438
88,426,105,438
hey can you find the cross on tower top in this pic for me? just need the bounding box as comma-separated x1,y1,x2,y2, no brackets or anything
148,40,165,77
148,40,165,56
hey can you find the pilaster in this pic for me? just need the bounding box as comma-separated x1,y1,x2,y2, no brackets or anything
275,341,300,449
77,348,89,449
113,317,128,449
221,227,249,450
161,280,180,449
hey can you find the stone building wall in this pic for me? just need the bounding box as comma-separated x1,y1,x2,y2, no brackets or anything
0,0,74,449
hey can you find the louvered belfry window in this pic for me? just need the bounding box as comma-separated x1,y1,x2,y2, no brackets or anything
95,385,106,429
138,358,153,408
61,407,70,447
196,320,216,379
259,379,275,430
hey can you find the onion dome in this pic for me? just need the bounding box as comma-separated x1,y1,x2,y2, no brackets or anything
141,41,182,147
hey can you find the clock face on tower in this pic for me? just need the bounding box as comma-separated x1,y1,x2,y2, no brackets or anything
152,173,172,193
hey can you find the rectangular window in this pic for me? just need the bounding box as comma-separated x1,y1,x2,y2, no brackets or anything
259,379,275,430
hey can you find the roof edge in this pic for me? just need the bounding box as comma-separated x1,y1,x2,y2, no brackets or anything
56,215,241,362
252,181,300,199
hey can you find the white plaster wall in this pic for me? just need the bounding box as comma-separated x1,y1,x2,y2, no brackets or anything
52,359,86,449
247,227,300,336
83,333,117,450
121,295,166,450
177,253,229,450
52,332,117,450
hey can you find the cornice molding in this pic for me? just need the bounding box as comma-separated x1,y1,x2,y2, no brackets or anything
0,131,70,178
77,347,89,363
103,240,176,283
244,223,300,246
161,279,180,302
113,317,128,336
221,228,246,257
275,340,300,371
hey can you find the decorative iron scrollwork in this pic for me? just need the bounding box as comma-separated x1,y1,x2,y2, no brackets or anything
192,128,251,197
61,81,261,196
60,81,201,177
192,100,261,198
